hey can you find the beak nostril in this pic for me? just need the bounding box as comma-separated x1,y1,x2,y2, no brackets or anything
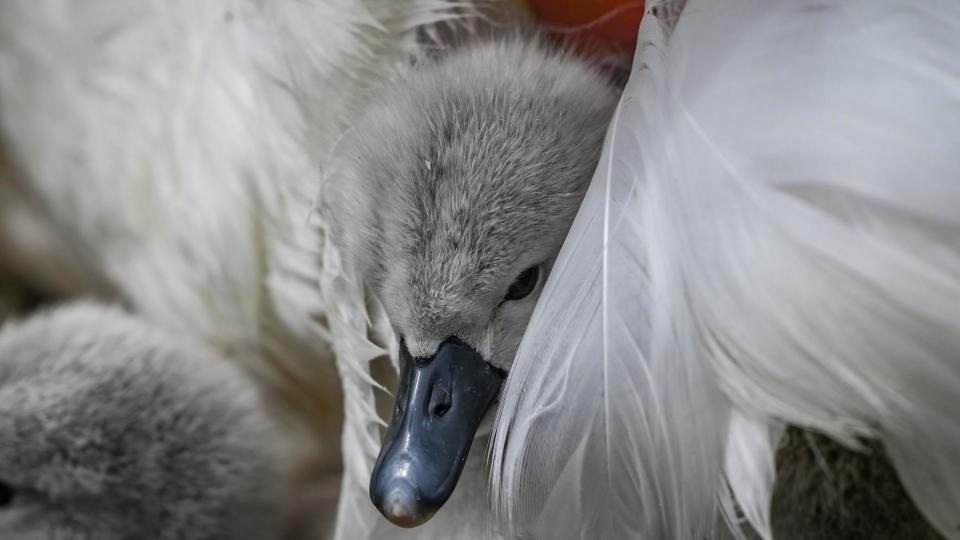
431,401,450,417
429,385,451,418
0,481,15,507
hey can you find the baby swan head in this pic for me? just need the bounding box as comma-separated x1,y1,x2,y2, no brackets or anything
327,38,619,526
0,303,287,540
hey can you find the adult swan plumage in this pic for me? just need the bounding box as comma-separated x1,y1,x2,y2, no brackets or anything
491,0,960,539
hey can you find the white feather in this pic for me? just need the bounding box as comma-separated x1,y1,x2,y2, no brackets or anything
670,1,960,536
491,4,731,538
493,0,960,538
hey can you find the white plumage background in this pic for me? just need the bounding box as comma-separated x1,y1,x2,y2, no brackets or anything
493,2,960,539
0,0,958,539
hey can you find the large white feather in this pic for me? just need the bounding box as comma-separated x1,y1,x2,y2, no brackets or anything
493,0,960,538
490,3,732,538
665,1,960,537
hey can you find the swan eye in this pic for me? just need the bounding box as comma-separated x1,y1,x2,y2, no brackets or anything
505,266,540,301
0,481,15,508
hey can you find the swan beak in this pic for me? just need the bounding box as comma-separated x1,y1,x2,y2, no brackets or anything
369,337,504,528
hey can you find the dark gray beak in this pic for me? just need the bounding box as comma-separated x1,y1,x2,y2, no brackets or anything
369,337,505,527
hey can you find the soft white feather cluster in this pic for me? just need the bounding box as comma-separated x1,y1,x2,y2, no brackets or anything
493,1,960,539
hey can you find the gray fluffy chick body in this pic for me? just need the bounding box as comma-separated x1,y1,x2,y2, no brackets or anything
0,303,287,540
327,37,619,370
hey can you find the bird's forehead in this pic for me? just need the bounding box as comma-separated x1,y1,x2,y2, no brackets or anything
377,125,586,336
399,173,552,287
401,209,510,314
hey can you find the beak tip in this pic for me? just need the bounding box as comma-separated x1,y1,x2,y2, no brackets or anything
372,480,437,528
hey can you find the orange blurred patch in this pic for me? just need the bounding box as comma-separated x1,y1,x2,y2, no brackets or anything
525,0,644,55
